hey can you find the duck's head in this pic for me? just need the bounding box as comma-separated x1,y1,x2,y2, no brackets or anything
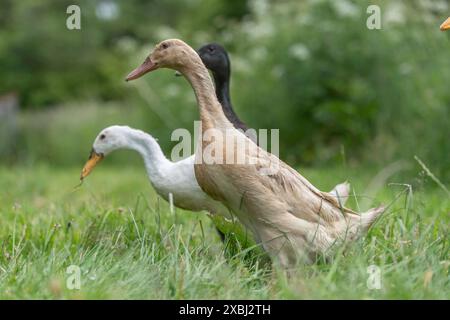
440,17,450,31
126,39,199,81
80,126,129,180
197,43,230,78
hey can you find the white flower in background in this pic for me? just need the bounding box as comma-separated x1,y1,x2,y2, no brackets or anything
271,65,285,79
233,56,252,75
289,43,310,61
243,19,274,40
165,84,181,98
296,14,313,27
250,47,268,62
385,2,405,25
275,2,292,16
116,36,137,53
333,0,359,17
193,31,209,46
399,63,413,76
221,30,233,43
419,0,448,13
418,0,448,24
96,0,120,20
155,26,179,40
249,0,270,17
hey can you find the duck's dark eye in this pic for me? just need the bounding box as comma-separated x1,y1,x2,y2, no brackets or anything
208,46,215,53
161,42,169,50
100,134,106,140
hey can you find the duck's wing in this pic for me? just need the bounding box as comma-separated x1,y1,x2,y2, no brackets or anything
281,159,355,211
244,147,357,223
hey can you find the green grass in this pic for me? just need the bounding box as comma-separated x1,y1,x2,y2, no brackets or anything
0,164,448,299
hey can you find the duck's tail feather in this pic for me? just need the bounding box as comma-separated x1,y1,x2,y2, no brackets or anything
329,181,350,205
360,205,386,232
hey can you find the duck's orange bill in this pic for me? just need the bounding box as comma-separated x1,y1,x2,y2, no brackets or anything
125,57,158,81
80,150,104,180
440,17,450,31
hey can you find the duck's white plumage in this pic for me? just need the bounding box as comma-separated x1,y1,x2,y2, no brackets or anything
90,125,232,218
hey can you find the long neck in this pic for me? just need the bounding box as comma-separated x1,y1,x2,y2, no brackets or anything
213,69,230,108
180,58,231,130
213,69,248,131
124,128,171,182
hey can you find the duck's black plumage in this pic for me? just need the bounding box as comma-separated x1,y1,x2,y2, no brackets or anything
197,43,249,133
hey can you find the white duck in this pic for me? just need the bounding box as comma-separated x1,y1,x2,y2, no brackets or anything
81,125,231,218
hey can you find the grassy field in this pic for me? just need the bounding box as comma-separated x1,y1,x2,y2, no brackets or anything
0,164,448,299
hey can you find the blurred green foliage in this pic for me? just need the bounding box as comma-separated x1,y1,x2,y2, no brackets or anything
0,0,449,180
0,0,248,106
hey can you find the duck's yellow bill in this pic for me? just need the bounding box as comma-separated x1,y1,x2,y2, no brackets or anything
440,17,450,31
80,150,104,180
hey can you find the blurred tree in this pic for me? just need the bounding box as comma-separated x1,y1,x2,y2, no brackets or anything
0,0,248,108
0,0,449,180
